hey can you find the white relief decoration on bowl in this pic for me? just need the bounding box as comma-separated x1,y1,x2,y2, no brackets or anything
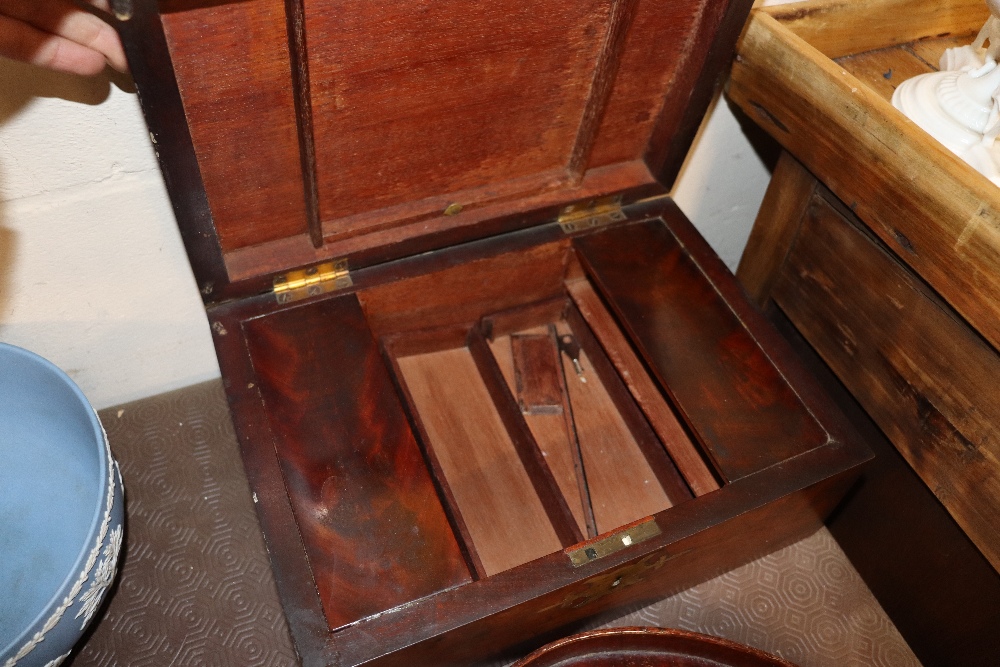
3,419,119,667
76,522,123,630
42,652,71,667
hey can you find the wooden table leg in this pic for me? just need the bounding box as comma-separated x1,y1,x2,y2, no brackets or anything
737,150,817,307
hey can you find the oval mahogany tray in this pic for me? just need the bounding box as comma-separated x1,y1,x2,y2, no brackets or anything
512,627,797,667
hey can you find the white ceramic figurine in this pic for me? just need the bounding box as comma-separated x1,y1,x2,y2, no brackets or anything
893,0,1000,184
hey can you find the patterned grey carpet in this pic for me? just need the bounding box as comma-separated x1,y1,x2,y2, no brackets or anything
69,380,918,667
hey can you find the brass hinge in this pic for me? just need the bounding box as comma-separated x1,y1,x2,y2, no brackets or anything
273,259,352,304
558,195,626,233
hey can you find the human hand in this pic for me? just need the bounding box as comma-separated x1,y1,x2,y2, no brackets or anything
0,0,126,76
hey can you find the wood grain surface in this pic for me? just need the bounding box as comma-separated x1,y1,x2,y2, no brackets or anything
396,347,564,576
736,151,816,308
242,296,471,629
468,329,585,547
567,0,639,182
491,331,595,537
772,195,1000,572
763,0,985,59
511,332,565,413
836,44,936,101
161,0,308,250
560,310,694,509
905,34,974,69
574,220,828,482
305,0,605,228
566,278,719,496
728,3,1000,356
359,239,569,336
137,0,753,294
556,326,674,534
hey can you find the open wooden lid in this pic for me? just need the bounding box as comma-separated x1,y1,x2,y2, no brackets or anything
120,0,753,302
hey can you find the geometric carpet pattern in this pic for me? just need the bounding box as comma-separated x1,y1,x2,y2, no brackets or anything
68,381,297,667
68,380,918,667
490,528,920,666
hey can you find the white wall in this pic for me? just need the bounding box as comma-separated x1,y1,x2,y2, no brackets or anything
671,0,799,268
0,61,219,408
0,0,792,410
672,97,772,270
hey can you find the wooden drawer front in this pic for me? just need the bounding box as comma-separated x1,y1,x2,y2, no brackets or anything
772,194,1000,571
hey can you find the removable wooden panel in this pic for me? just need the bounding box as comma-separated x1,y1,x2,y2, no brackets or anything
242,296,471,629
395,347,564,576
574,220,827,482
512,333,565,414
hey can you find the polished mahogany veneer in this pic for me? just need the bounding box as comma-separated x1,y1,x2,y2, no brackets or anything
118,0,867,664
199,211,867,666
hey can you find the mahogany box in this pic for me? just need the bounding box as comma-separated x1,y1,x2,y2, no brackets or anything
117,0,869,664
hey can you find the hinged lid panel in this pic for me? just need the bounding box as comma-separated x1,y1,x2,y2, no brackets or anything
122,0,752,300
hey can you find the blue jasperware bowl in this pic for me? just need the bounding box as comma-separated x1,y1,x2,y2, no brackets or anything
0,343,124,667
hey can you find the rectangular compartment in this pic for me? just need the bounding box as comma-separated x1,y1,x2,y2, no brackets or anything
383,288,707,577
243,224,727,629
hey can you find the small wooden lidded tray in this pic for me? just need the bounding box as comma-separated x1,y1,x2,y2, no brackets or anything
728,0,1000,574
118,0,868,664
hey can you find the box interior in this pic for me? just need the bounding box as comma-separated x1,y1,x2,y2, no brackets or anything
241,231,721,631
228,212,836,646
